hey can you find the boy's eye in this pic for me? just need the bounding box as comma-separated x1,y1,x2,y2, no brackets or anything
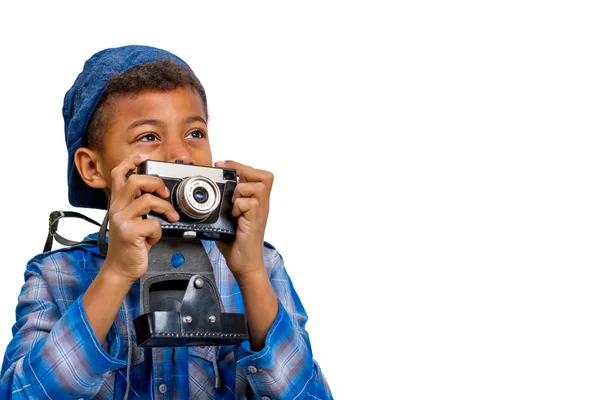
186,129,206,139
139,133,158,142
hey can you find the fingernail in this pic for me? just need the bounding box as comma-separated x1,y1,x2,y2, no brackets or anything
140,154,150,159
214,161,225,167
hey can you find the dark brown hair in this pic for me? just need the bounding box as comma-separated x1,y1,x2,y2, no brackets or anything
85,58,207,150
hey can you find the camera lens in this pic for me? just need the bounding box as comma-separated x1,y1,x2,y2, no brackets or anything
176,176,220,220
193,187,209,204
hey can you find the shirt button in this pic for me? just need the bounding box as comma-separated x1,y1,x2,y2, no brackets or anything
247,365,258,373
159,383,167,394
261,396,271,400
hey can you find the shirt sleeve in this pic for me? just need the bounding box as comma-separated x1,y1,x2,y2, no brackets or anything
236,250,333,400
0,265,126,399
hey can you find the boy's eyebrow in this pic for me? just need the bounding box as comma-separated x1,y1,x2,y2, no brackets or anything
127,116,207,131
127,119,165,130
185,116,207,125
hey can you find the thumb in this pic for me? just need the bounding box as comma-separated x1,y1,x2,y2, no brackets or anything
216,241,231,257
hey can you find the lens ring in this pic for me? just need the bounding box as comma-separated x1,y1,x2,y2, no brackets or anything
176,176,220,220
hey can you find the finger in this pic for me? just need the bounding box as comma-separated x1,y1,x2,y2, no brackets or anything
214,160,250,171
112,217,162,244
232,182,269,206
214,160,252,183
144,219,163,247
134,218,163,246
232,197,260,219
120,193,179,222
238,168,274,189
111,175,170,212
111,154,151,195
215,160,274,188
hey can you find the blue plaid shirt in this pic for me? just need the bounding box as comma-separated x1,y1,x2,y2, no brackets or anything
0,234,332,399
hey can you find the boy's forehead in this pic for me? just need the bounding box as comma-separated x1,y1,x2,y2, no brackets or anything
105,87,207,123
109,87,205,106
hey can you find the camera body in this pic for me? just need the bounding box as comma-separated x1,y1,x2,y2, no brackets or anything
132,160,248,347
137,160,237,242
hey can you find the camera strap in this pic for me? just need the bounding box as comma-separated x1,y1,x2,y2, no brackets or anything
44,205,110,255
44,210,103,252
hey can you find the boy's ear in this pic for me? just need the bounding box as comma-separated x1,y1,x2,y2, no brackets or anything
74,147,108,189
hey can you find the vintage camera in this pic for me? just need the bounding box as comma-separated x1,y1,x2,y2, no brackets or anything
137,159,238,242
132,160,248,347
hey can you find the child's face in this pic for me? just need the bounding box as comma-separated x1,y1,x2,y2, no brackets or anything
92,86,212,193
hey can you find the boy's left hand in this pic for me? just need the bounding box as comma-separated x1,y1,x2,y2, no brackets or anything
214,160,274,279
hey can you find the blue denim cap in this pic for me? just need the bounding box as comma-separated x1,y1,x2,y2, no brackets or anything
63,45,191,209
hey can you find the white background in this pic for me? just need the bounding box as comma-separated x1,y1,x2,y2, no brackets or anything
0,1,599,399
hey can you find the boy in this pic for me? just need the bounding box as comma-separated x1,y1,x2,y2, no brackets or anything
0,45,332,399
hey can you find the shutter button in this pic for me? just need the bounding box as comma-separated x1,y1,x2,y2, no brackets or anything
159,383,167,394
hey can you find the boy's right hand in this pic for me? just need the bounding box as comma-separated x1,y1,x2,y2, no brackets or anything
103,154,180,284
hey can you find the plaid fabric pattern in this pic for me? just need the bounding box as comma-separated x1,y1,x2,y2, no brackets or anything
0,236,332,399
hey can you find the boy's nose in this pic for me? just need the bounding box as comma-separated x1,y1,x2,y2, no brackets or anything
162,142,193,164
